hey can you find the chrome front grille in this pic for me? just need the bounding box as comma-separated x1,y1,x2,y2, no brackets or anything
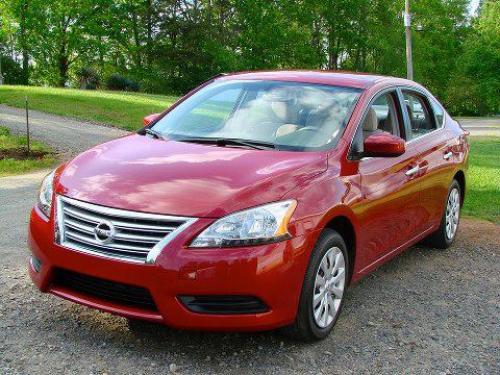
55,196,196,263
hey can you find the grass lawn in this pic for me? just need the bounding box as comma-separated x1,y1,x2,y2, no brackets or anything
0,126,56,177
462,137,500,223
0,85,178,131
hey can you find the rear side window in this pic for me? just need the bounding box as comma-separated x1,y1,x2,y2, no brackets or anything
402,91,437,139
431,98,445,127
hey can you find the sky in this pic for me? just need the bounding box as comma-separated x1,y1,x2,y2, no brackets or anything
469,0,480,15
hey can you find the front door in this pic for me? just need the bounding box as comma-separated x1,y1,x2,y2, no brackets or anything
352,90,427,273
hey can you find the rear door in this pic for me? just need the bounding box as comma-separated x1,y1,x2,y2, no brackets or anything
352,89,427,271
400,90,456,228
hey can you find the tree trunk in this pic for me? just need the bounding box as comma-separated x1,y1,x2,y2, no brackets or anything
145,0,153,67
20,0,30,84
58,54,69,87
131,9,142,68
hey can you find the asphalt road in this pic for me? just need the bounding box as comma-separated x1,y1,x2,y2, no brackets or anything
0,105,499,374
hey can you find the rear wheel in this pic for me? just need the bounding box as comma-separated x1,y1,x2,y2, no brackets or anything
423,179,461,249
283,229,349,341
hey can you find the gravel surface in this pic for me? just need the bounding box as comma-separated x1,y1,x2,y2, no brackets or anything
0,105,499,374
1,218,498,374
0,104,129,157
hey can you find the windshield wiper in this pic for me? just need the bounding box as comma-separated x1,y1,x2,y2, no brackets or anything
174,137,276,150
144,128,165,140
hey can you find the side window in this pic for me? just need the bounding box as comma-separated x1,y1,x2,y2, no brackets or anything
371,94,401,137
351,91,403,156
403,91,437,139
430,98,445,128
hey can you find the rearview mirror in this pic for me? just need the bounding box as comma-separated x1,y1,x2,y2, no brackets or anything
143,113,160,127
363,132,405,157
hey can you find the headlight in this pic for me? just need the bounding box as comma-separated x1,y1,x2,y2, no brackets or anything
190,200,297,248
38,170,55,217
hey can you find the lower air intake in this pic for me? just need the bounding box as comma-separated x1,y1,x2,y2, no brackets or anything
53,269,157,311
179,295,268,314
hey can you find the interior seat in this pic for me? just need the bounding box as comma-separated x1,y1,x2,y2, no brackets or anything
271,96,300,138
362,107,379,140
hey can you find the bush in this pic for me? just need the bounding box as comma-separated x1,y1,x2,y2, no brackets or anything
0,56,24,85
0,126,11,137
76,67,100,90
106,73,140,92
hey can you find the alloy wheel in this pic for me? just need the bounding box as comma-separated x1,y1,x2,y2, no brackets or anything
445,187,460,240
312,246,346,328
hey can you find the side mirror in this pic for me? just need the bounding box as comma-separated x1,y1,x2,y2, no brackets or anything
143,113,160,127
363,132,405,157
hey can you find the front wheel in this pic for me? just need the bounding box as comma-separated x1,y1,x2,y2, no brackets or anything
283,229,349,341
423,179,461,249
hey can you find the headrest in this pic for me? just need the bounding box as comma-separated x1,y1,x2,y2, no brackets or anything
363,108,378,131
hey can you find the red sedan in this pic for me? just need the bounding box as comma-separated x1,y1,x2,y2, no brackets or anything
29,71,469,340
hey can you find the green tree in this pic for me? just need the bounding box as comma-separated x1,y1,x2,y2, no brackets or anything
446,0,499,115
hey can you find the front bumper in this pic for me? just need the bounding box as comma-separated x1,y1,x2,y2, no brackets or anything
28,206,317,331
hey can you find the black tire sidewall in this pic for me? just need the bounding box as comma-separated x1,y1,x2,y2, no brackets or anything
298,229,349,340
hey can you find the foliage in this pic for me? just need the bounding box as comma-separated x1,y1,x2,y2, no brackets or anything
76,67,100,90
106,73,140,92
445,0,500,115
0,0,497,115
0,55,24,84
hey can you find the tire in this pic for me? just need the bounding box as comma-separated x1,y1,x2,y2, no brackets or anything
423,179,461,249
282,229,349,341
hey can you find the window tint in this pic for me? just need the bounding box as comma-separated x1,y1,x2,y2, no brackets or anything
431,98,445,127
351,91,402,156
360,92,401,141
403,91,436,139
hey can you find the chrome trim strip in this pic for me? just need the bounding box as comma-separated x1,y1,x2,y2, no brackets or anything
55,195,197,264
63,206,178,232
146,218,197,264
59,196,192,222
65,231,151,252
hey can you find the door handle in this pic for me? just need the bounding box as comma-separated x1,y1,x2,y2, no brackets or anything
443,152,453,160
405,165,420,177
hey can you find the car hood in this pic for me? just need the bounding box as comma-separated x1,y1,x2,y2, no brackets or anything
56,134,328,218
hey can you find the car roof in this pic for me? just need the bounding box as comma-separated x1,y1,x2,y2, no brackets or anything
217,70,417,90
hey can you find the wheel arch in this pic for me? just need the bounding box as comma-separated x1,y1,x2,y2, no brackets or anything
453,170,466,206
324,215,356,284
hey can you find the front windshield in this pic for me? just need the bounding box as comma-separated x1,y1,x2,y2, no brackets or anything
152,80,362,151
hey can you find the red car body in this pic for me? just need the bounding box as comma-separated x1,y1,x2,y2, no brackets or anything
28,71,469,332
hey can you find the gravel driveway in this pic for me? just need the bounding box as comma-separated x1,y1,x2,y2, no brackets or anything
1,105,499,374
0,104,128,157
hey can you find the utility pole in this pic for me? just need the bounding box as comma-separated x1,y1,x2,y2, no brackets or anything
404,0,413,80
